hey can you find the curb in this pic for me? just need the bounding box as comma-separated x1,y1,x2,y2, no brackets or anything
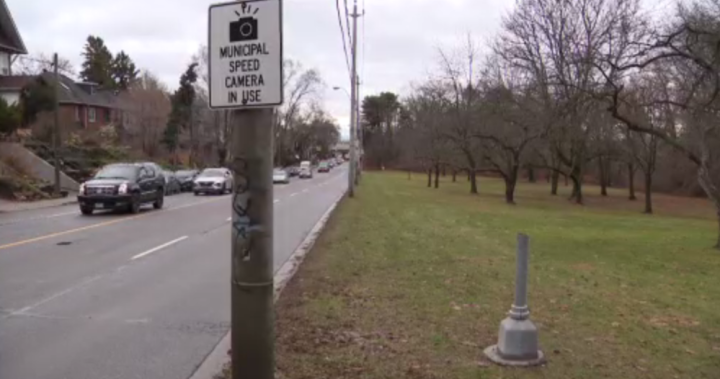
187,191,346,379
0,199,77,214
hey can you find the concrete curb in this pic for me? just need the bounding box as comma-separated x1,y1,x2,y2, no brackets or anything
0,199,77,214
187,191,346,379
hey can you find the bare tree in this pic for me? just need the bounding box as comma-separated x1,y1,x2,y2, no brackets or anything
119,70,171,157
436,38,485,195
13,53,76,76
600,0,720,247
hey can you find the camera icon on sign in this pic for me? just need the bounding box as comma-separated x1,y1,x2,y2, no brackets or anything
230,7,259,42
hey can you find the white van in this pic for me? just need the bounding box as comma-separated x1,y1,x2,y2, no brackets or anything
299,161,313,179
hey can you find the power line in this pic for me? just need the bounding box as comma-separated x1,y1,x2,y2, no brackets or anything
335,0,352,79
14,55,75,76
343,0,353,56
361,0,366,85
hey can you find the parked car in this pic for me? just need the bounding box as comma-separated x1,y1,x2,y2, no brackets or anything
78,163,165,215
328,159,336,169
194,168,233,195
175,169,199,192
318,161,330,173
162,171,181,195
273,168,290,184
286,166,300,177
299,161,313,179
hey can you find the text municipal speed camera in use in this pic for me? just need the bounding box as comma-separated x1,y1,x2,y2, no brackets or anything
208,0,284,109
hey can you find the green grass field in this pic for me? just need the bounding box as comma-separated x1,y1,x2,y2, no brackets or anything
274,172,720,379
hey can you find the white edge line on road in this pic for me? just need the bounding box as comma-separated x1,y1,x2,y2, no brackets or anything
289,192,299,197
226,217,231,222
7,274,104,317
131,236,188,261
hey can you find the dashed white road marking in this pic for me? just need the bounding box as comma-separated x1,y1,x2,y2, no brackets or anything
131,236,188,261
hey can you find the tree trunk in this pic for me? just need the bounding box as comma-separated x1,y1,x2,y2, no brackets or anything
569,168,583,205
564,174,569,186
527,167,536,183
407,170,411,180
628,163,637,200
469,171,478,195
697,165,720,249
434,164,440,189
452,170,457,182
442,166,446,177
505,178,516,204
551,171,559,196
427,169,432,188
644,169,653,214
599,158,608,196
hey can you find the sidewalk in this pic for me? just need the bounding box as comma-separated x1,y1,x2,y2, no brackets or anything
0,192,77,213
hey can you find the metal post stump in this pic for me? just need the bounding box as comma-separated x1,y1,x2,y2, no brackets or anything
484,233,545,366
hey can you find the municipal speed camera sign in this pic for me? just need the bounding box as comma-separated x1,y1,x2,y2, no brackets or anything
208,0,284,109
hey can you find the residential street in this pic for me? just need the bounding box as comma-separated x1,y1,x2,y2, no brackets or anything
0,167,347,379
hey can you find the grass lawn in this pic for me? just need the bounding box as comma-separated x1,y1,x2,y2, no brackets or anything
274,172,720,379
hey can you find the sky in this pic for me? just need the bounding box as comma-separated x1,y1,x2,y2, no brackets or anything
9,0,515,139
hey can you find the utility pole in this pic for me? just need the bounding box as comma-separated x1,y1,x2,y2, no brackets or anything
230,108,275,379
209,1,283,378
348,0,360,198
52,53,61,196
355,77,361,185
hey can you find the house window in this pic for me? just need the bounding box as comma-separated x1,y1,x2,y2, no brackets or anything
88,107,96,123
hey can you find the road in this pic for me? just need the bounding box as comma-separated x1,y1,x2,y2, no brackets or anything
0,166,347,379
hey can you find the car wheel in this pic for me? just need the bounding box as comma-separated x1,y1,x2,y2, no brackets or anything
129,195,141,214
153,190,164,209
80,206,94,215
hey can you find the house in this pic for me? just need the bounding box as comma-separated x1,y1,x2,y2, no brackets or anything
24,73,125,137
0,0,28,105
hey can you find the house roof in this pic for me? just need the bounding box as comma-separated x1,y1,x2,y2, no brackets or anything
38,72,121,109
0,75,35,90
0,0,27,54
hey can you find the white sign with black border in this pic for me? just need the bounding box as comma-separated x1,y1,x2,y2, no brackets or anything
208,0,283,109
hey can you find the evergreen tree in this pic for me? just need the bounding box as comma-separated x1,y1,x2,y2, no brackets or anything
80,36,114,87
112,51,139,90
164,63,198,164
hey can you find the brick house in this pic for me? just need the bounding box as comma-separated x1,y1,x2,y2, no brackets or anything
14,73,126,140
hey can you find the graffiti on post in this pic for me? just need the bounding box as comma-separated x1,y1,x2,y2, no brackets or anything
231,158,261,264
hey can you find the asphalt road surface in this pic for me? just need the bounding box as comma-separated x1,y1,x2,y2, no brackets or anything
0,166,348,379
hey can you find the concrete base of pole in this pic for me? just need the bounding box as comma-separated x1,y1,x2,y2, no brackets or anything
484,318,544,367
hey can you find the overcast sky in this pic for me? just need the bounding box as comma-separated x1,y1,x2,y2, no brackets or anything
10,0,515,138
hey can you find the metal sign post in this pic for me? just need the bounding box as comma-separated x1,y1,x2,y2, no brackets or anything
209,1,283,378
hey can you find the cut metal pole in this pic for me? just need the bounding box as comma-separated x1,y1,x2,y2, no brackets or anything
52,53,61,196
230,108,275,379
355,76,361,185
484,233,544,367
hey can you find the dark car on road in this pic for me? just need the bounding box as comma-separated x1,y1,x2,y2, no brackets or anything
317,161,330,173
162,171,182,195
78,163,165,215
175,169,199,192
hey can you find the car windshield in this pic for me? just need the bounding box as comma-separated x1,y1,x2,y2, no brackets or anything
274,169,286,175
319,162,328,167
199,169,226,178
176,170,196,178
94,165,137,180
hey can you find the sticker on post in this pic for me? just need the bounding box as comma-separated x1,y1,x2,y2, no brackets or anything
208,0,284,109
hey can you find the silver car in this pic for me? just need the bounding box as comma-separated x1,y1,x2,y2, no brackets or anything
193,168,234,195
273,168,290,184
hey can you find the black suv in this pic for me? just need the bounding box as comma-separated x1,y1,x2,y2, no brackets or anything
78,163,165,215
